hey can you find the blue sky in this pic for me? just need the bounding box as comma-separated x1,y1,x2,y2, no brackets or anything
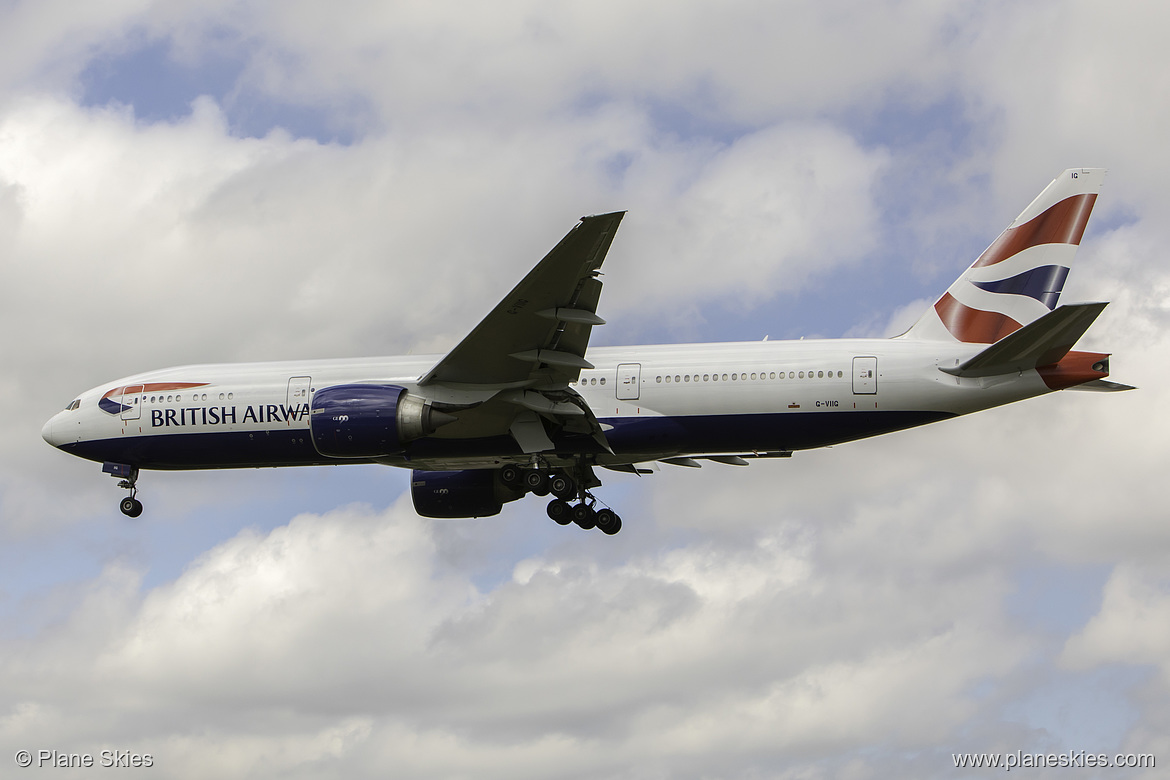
3,3,1170,778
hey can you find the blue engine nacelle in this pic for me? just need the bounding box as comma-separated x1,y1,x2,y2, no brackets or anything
310,384,455,458
411,469,524,518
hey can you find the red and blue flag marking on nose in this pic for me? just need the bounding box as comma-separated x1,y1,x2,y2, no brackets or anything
98,383,209,415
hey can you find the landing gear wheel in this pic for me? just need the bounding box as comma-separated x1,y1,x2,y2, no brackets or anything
524,470,550,496
571,502,596,529
595,508,621,535
546,499,572,525
120,497,143,518
549,473,576,500
500,464,523,488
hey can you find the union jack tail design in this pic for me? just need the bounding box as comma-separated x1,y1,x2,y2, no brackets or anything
903,168,1106,343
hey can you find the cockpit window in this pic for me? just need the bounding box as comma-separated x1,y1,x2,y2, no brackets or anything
65,399,81,411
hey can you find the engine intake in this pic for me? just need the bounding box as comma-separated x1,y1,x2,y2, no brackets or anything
310,384,456,458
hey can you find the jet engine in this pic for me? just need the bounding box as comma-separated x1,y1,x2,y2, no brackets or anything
410,469,525,518
310,384,456,458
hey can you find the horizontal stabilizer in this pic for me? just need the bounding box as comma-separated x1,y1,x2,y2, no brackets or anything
941,302,1107,378
1066,378,1136,392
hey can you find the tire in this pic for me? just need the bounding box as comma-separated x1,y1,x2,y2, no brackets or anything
546,499,572,525
550,474,575,500
500,464,523,488
120,497,143,518
595,508,621,535
571,503,596,530
524,469,547,489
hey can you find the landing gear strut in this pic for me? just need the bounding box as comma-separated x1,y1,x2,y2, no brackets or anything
103,462,142,517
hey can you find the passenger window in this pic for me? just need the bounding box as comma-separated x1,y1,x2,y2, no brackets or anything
600,377,606,385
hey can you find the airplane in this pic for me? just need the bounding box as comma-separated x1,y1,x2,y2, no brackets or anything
42,168,1131,534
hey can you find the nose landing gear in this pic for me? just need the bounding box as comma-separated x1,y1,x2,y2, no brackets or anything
103,462,143,517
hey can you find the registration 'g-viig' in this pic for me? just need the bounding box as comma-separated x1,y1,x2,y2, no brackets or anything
43,169,1131,534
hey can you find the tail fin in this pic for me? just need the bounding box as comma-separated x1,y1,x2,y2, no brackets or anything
903,168,1106,342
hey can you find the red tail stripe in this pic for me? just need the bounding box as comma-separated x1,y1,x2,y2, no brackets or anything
972,193,1097,268
934,292,1023,343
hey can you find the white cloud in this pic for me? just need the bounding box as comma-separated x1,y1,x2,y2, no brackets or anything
0,498,1032,778
960,3,1170,203
1061,564,1170,675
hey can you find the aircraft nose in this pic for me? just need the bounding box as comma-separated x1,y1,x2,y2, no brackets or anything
42,414,62,448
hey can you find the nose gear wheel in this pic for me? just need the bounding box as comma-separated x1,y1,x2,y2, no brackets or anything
105,464,143,517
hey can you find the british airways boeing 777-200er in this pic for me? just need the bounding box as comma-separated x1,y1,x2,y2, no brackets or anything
42,168,1130,533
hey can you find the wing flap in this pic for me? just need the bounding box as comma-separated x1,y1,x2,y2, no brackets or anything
509,411,555,453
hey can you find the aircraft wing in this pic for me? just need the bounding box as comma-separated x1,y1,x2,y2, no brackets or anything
420,211,625,388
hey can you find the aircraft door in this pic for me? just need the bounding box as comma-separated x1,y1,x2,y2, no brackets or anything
287,376,312,426
852,357,877,394
120,384,144,421
616,363,641,401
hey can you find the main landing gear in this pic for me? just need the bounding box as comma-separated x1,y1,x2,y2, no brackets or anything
103,462,142,517
499,463,622,535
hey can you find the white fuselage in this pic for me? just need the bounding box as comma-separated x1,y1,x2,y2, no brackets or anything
43,336,1058,473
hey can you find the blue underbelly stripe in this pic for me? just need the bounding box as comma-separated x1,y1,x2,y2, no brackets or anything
61,410,955,469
